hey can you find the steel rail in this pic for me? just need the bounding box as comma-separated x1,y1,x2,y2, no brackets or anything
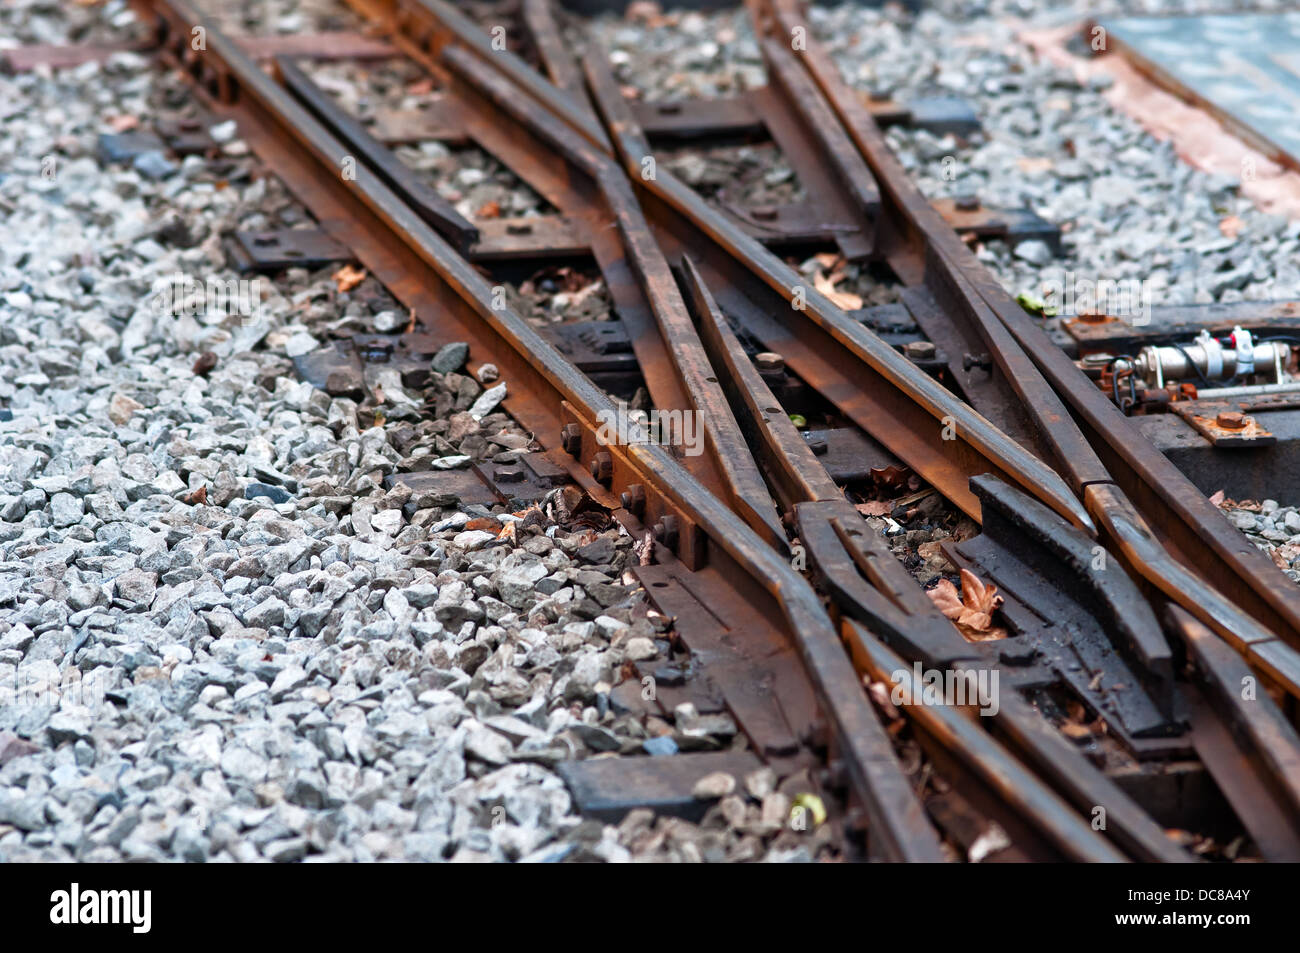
578,48,1300,698
329,0,1300,849
756,0,1300,659
679,256,979,668
129,0,946,862
337,0,1096,536
435,43,789,549
847,623,1130,863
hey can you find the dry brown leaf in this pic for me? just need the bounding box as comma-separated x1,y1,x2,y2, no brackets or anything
1219,215,1243,238
927,568,1006,642
1016,156,1054,174
813,269,863,311
1208,489,1226,507
928,578,965,618
854,500,893,517
866,680,902,720
496,521,517,544
477,200,501,219
106,114,139,132
333,264,367,293
625,0,666,27
635,530,654,566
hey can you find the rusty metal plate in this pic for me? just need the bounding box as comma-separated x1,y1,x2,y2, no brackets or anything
475,452,567,504
1169,401,1277,447
1062,300,1300,351
229,228,354,272
384,468,499,506
631,94,766,141
800,427,900,484
556,750,762,822
292,339,365,397
1,41,148,72
726,201,863,248
155,114,219,155
235,31,397,62
469,215,590,261
930,196,1062,253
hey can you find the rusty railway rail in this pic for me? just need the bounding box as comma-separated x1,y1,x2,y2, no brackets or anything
55,0,1299,860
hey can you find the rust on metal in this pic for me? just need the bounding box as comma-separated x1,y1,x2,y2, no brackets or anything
131,0,944,862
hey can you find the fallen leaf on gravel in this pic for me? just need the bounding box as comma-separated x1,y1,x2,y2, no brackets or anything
192,351,218,376
1219,215,1244,238
813,269,863,310
477,200,501,219
182,485,208,505
332,264,367,293
635,530,654,565
928,568,1007,641
514,505,547,531
791,792,827,826
465,517,502,533
855,500,893,517
1208,489,1226,507
1016,156,1054,174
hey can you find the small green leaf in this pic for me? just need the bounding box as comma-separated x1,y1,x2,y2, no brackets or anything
792,792,827,827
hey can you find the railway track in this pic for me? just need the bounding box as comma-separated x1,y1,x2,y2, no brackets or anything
51,0,1300,861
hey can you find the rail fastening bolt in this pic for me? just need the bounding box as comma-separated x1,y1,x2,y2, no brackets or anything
560,423,582,456
1216,411,1247,430
653,514,679,550
754,351,784,371
590,451,613,485
903,340,936,361
620,483,647,517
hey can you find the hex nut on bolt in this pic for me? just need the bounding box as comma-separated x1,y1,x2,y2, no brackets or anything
590,451,613,485
620,483,646,516
560,423,582,456
653,514,680,549
1216,411,1246,430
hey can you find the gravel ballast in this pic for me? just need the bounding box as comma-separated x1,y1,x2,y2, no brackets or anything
3,0,1299,865
0,28,786,862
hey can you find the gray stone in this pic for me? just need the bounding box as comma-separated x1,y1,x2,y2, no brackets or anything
431,342,469,374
